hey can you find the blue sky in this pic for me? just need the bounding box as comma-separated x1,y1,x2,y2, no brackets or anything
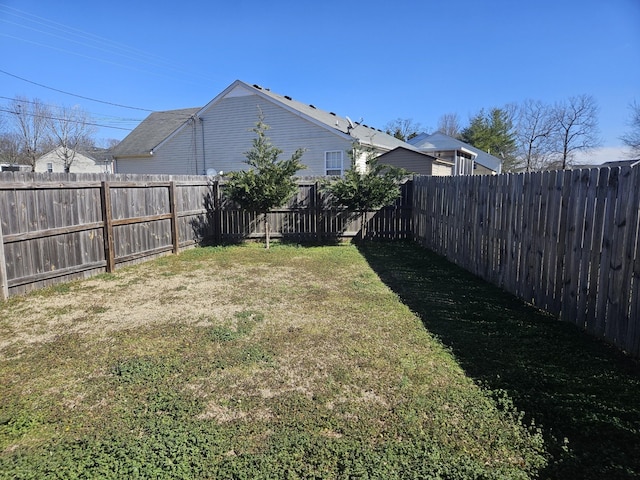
1,0,639,162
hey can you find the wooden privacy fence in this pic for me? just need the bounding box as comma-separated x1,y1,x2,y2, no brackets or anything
413,166,640,357
0,173,412,299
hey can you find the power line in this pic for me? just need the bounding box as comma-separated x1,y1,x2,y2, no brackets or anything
0,4,172,66
0,95,143,122
0,68,154,112
0,95,144,123
0,108,133,131
0,69,201,118
0,4,217,85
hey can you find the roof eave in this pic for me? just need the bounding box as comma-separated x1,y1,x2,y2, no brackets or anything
112,152,153,159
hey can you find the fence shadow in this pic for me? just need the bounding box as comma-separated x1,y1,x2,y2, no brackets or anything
357,241,640,480
188,183,216,246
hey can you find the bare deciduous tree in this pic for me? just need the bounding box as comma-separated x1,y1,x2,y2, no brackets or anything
6,96,52,171
515,99,556,172
47,104,97,172
551,94,601,169
621,100,640,157
384,118,422,141
437,113,461,138
0,132,23,164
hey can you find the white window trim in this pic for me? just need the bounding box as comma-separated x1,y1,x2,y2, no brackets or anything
325,150,344,176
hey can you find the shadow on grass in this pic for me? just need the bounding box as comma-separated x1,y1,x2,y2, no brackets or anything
358,241,640,480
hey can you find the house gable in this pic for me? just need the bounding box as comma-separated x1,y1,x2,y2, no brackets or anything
114,80,417,176
36,147,113,173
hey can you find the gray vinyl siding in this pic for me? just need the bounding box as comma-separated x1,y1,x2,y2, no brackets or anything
198,94,352,176
473,163,495,175
377,149,435,176
116,91,354,176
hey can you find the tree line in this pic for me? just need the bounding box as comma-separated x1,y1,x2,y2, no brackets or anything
386,95,640,172
0,96,117,171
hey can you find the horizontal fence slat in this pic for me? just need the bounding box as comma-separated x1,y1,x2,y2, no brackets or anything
3,222,104,243
411,167,640,358
111,213,173,227
8,260,108,288
3,169,638,359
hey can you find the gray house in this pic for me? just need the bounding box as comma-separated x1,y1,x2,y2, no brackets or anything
112,80,413,176
376,146,453,176
600,159,640,168
408,132,502,175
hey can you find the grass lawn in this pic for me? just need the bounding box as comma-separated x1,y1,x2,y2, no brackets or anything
359,242,640,479
0,242,637,478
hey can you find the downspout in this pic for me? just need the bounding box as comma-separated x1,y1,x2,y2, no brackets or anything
200,116,206,174
191,116,198,175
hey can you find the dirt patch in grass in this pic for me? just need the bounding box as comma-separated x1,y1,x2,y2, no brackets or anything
0,259,314,354
0,243,548,479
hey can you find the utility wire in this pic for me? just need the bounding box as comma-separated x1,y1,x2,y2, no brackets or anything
0,69,200,117
0,4,217,85
0,4,189,73
0,69,154,112
0,95,144,122
0,108,133,131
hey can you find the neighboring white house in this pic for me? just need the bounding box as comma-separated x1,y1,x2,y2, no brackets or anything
0,163,31,172
408,132,502,175
112,80,415,176
36,147,113,173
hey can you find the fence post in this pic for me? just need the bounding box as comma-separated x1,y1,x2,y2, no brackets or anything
213,180,222,244
169,181,180,254
0,218,8,300
100,181,116,273
315,181,322,243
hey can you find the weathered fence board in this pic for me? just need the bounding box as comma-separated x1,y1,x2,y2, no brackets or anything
0,217,7,300
4,168,638,358
0,173,411,297
413,167,640,357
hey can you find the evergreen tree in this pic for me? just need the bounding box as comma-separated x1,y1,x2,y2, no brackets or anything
225,114,305,248
461,108,518,171
325,144,405,240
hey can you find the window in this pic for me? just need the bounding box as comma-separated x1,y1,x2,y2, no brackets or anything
47,163,53,173
325,151,343,176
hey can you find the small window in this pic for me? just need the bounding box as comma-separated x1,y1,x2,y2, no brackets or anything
325,151,343,176
47,163,53,173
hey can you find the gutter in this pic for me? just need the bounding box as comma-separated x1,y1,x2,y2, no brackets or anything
111,152,154,160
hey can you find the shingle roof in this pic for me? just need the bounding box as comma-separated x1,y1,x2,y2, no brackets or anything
247,82,413,151
113,81,415,158
601,159,640,168
408,131,502,173
112,107,199,157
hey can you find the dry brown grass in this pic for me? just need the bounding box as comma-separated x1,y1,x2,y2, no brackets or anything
0,243,547,478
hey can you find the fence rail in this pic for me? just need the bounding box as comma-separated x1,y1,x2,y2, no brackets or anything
2,168,639,357
0,173,412,298
412,167,640,357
